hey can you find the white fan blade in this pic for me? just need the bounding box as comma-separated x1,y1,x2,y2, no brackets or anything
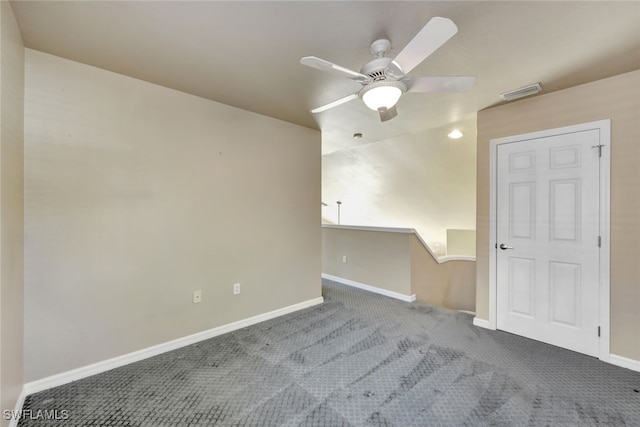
386,17,458,78
378,105,398,122
310,93,358,114
301,56,372,84
405,76,476,93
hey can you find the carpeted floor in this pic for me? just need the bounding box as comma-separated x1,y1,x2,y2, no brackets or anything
19,279,640,426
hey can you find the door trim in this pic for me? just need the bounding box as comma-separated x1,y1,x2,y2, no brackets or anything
487,119,610,361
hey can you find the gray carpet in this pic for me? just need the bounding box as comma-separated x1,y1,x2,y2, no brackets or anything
19,279,640,426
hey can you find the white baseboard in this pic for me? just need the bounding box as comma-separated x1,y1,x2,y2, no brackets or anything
23,296,324,396
608,353,640,372
458,310,476,316
468,322,639,372
472,316,494,330
322,273,416,302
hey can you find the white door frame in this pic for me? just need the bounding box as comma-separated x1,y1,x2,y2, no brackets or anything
487,119,610,361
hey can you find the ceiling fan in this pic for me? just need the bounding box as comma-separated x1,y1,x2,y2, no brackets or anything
300,17,476,122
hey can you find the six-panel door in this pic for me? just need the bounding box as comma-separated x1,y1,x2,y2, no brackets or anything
496,129,601,357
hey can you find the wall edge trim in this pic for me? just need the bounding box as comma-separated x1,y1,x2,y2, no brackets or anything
22,296,324,396
322,273,416,302
7,387,28,427
472,316,495,330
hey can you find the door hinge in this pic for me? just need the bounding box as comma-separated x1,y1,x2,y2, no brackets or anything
598,236,601,247
592,144,604,157
598,326,601,337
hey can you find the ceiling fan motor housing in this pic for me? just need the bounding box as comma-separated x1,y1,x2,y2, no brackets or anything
361,57,397,81
362,39,405,82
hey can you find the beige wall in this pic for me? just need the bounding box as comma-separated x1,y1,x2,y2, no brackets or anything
322,225,476,311
0,1,24,423
476,70,640,360
446,229,476,257
24,50,321,382
411,236,476,311
322,226,412,296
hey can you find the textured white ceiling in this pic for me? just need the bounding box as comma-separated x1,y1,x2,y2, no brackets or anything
11,1,640,152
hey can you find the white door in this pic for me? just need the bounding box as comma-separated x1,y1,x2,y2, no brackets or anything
496,129,601,357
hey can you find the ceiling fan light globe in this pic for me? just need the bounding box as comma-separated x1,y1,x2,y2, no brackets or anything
360,81,406,111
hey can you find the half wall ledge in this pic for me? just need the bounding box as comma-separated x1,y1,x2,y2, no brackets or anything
321,224,476,312
321,224,476,263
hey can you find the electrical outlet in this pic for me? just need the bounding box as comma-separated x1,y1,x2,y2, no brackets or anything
233,283,240,295
342,255,347,263
193,290,202,304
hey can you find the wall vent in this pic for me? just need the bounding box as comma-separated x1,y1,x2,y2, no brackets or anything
500,83,542,101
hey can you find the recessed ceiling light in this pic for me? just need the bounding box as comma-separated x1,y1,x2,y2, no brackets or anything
448,129,463,139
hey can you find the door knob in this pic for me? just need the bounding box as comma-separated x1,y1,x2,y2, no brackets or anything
499,243,514,250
